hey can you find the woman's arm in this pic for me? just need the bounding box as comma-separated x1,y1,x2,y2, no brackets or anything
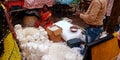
3,5,16,39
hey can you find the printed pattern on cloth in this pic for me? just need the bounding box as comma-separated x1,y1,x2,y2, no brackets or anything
24,0,55,9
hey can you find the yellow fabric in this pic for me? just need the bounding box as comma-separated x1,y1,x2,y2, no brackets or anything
113,32,118,38
1,3,6,11
0,33,21,60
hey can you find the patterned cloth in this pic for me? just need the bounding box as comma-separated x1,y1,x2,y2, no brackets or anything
0,33,21,60
24,0,55,9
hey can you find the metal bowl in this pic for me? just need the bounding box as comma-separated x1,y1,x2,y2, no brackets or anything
70,25,78,32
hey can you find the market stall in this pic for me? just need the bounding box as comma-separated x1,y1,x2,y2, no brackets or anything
7,1,87,59
1,0,120,60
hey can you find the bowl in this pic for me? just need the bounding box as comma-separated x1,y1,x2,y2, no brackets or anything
70,25,78,32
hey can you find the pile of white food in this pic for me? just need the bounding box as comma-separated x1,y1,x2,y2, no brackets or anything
14,24,83,60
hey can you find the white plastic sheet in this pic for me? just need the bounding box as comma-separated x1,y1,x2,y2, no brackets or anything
55,20,85,41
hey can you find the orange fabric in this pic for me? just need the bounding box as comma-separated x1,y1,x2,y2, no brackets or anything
40,11,51,21
34,11,53,29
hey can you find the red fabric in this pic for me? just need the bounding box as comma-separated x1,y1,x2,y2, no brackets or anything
34,20,40,28
40,11,51,21
34,11,53,29
7,0,24,11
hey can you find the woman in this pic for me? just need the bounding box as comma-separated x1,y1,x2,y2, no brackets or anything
0,0,21,60
35,4,53,29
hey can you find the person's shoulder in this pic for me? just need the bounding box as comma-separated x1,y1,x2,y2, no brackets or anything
92,0,103,5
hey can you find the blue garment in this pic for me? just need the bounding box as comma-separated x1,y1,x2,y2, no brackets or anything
85,26,103,44
55,0,73,5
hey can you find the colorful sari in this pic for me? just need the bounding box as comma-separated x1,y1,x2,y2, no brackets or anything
0,3,21,60
35,11,53,29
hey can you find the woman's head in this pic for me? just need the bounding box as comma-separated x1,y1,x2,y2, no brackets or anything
42,4,49,12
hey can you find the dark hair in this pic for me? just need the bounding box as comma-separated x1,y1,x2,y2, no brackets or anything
43,4,49,9
42,4,50,11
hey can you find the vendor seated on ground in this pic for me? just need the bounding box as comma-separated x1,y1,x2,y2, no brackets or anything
34,4,53,29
